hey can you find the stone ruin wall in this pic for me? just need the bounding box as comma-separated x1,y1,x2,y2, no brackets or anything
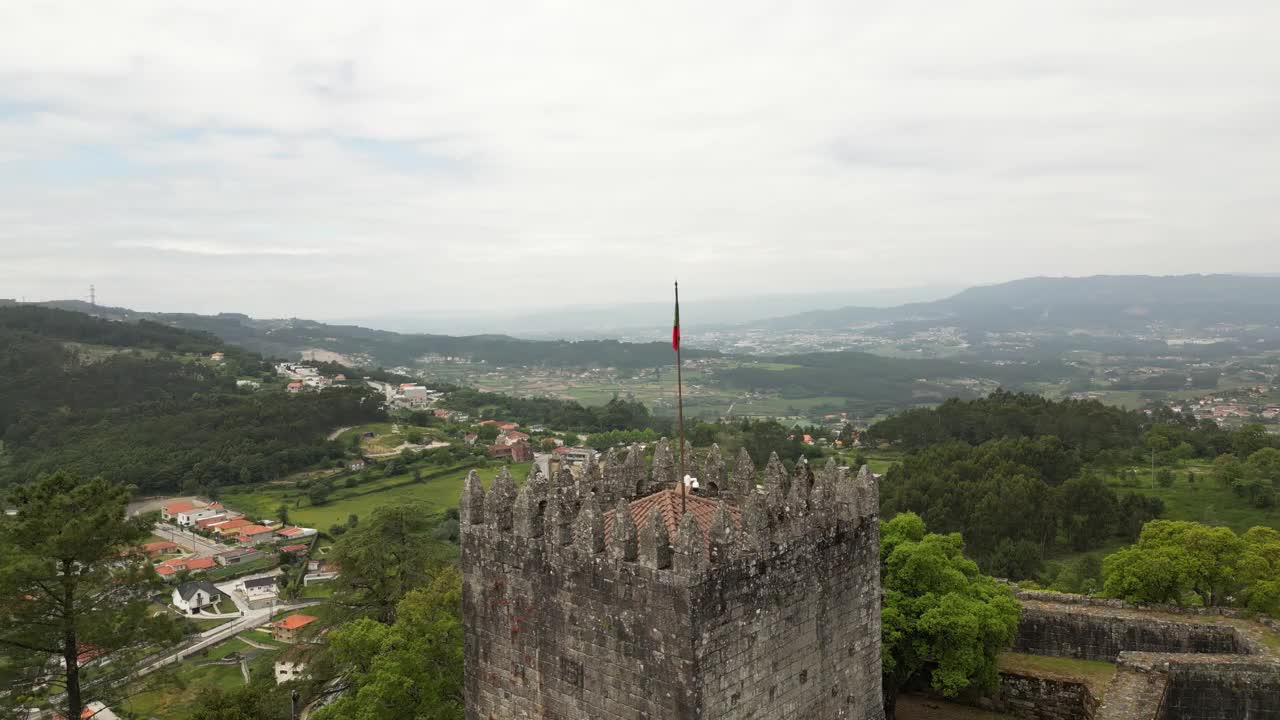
462,442,886,720
1157,657,1280,720
987,672,1100,720
1014,604,1246,662
1008,591,1280,720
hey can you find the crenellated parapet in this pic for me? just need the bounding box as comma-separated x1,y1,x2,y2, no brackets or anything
461,446,881,588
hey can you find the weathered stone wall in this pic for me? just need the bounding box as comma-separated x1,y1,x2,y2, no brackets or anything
462,455,886,720
1159,658,1280,720
1014,602,1246,661
991,671,1100,720
463,529,699,719
691,517,883,720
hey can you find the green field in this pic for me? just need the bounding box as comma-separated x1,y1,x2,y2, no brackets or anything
125,638,258,718
223,462,532,529
1106,463,1280,535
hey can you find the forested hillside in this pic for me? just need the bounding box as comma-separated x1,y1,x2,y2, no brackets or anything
0,307,384,493
871,392,1268,582
38,301,717,369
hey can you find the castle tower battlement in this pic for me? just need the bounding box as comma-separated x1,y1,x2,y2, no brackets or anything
462,443,885,719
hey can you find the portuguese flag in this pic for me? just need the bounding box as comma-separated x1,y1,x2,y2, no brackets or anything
672,282,681,351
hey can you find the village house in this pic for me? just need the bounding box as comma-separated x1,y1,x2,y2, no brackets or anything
236,575,278,610
172,580,222,614
272,614,318,643
155,556,216,577
141,540,180,558
286,381,303,393
497,430,530,446
210,352,225,362
176,506,224,527
235,525,277,546
160,500,202,522
211,518,254,535
275,526,317,542
279,543,309,555
488,439,534,462
274,644,320,685
304,559,339,585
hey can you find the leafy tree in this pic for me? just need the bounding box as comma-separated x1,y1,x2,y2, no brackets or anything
188,681,294,720
1237,527,1280,614
405,429,424,444
1232,424,1272,459
276,503,290,525
330,503,451,622
1155,467,1175,488
1214,453,1244,488
475,425,500,442
308,477,334,506
879,513,1020,718
0,472,185,719
1060,474,1118,551
1102,520,1245,606
316,567,464,720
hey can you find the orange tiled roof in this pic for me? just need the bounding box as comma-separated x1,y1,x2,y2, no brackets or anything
275,614,317,630
237,524,274,536
185,557,216,570
603,488,741,544
163,501,201,514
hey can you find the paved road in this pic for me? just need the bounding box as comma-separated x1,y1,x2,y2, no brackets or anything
151,523,227,558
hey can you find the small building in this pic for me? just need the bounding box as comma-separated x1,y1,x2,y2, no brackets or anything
280,543,309,555
488,440,534,463
195,513,237,530
210,352,225,362
172,580,222,614
211,518,254,535
156,556,217,577
160,501,202,522
275,526,317,541
177,507,224,527
272,614,318,643
553,446,597,466
348,459,366,471
234,525,276,545
141,540,179,558
237,575,279,610
287,381,303,393
215,547,261,566
274,643,320,685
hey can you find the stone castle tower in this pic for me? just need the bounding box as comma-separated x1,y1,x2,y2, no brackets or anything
461,439,884,719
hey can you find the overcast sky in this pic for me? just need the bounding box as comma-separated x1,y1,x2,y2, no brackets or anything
1,1,1277,318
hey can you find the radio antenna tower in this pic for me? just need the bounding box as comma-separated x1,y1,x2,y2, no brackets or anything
89,284,96,308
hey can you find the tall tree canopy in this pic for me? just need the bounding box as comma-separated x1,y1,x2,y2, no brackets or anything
0,472,184,718
316,567,465,720
879,513,1021,718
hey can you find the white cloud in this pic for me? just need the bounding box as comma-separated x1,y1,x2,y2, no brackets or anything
0,0,1277,318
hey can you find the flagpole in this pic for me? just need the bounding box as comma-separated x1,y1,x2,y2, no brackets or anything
675,281,686,514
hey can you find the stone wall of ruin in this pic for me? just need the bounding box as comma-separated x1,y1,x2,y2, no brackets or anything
1014,604,1246,662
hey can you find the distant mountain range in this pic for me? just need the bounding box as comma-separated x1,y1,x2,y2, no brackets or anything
24,299,717,370
15,274,1280,371
749,274,1280,332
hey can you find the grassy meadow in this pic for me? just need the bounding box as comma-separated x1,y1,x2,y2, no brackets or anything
222,462,532,529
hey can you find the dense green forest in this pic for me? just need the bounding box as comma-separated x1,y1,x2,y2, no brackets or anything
872,392,1272,580
0,307,384,493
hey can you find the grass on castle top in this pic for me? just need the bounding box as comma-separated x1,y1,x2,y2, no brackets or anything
222,462,532,529
997,652,1116,696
